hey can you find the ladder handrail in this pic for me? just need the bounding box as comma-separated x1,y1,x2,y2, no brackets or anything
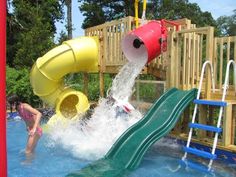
182,60,215,160
208,59,236,169
222,60,236,101
182,60,236,171
197,60,215,99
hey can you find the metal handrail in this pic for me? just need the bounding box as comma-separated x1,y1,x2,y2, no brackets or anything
209,59,236,169
196,60,216,99
182,60,236,171
182,60,215,164
222,60,236,101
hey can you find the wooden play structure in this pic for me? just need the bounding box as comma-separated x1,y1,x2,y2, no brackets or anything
84,16,236,155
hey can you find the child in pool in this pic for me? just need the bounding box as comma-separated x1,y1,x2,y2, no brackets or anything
8,94,42,155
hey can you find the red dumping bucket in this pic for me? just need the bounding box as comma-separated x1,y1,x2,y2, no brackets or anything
121,20,167,64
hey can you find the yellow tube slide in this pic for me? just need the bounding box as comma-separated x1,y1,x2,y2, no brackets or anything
30,37,98,121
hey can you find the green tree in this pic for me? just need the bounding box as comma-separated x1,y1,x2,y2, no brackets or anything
6,66,42,106
57,31,68,44
7,0,64,68
14,15,55,68
216,9,236,36
78,0,216,29
12,0,64,33
148,0,216,27
77,0,137,29
6,10,22,67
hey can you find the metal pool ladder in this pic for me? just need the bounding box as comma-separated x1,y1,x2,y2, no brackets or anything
181,60,236,172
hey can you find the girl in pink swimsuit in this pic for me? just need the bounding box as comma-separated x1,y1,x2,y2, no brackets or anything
8,94,42,155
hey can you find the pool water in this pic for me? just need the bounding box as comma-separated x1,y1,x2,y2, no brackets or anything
7,120,236,177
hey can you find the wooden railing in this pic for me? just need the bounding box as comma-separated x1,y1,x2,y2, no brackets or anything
85,16,236,102
85,16,134,72
85,17,236,148
168,26,215,100
214,36,236,90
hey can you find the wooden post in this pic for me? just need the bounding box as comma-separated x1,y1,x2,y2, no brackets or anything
174,28,181,88
199,105,207,138
99,71,105,97
205,27,214,99
207,106,214,138
233,105,236,145
83,73,89,96
167,28,177,88
182,33,187,90
223,104,233,146
182,106,190,134
98,26,107,98
219,38,223,87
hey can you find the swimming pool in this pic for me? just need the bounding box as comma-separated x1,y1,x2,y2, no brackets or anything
7,120,236,177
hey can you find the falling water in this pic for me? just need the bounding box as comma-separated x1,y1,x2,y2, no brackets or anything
47,60,146,160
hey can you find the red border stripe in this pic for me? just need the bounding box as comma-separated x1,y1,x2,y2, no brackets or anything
0,0,7,176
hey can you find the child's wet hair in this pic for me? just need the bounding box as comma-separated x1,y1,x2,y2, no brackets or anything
7,94,21,112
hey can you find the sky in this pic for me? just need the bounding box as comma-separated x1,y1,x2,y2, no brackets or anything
56,0,236,39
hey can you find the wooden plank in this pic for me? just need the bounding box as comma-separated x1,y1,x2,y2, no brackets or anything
182,106,190,133
109,26,112,63
99,71,105,97
196,35,200,87
207,106,214,138
232,105,236,145
175,28,181,88
198,105,207,138
83,73,89,96
220,38,223,87
102,26,107,72
227,37,230,62
177,32,183,88
186,33,191,89
182,34,187,89
177,27,210,34
113,26,117,64
117,24,121,63
199,35,203,74
170,18,191,29
169,29,176,87
223,104,233,146
191,32,196,88
213,37,218,89
205,27,214,99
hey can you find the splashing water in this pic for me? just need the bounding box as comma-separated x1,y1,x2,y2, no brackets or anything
109,60,146,101
47,60,146,160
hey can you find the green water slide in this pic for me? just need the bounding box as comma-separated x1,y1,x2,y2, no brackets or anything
67,88,197,177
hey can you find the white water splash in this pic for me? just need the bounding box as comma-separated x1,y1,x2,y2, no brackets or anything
46,60,146,160
109,60,146,101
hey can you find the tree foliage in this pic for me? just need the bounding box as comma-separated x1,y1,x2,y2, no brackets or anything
7,0,64,68
77,0,216,29
216,9,236,36
6,66,42,107
148,0,216,27
77,0,137,29
6,0,64,105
